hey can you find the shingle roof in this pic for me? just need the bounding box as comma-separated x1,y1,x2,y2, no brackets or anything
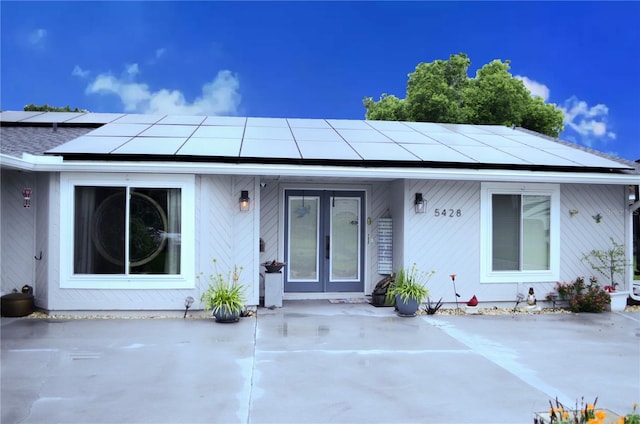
0,125,94,158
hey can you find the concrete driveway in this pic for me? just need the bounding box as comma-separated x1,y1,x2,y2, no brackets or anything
2,301,639,424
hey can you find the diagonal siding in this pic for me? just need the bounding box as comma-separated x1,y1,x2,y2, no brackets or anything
560,184,626,285
1,170,36,294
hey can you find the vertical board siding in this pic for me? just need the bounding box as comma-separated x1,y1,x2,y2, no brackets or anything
367,182,392,292
259,182,279,266
560,184,626,285
405,180,486,303
232,175,259,304
1,170,36,294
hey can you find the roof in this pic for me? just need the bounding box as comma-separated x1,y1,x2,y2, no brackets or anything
1,111,638,184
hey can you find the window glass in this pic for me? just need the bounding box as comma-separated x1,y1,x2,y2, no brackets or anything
491,194,550,272
74,186,181,275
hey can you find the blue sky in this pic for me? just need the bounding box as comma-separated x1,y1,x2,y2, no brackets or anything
2,1,639,161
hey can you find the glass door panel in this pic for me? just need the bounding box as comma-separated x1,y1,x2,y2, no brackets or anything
330,197,360,281
287,196,320,289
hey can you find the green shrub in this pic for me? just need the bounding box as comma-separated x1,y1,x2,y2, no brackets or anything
555,276,610,313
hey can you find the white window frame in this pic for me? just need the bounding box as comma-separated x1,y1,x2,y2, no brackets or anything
480,182,560,283
60,173,195,289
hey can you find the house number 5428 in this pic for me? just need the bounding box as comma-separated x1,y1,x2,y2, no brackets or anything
434,208,462,217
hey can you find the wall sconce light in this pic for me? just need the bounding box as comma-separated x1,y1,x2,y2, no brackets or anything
414,193,425,213
22,188,32,208
239,190,250,211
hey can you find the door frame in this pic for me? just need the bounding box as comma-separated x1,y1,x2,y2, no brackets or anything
278,183,370,295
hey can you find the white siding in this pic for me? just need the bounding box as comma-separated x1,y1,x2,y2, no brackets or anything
1,170,36,295
34,173,51,309
560,184,626,286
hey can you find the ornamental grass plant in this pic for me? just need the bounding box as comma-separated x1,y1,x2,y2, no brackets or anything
555,276,610,313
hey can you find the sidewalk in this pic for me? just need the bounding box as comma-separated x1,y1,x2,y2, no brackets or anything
2,301,639,424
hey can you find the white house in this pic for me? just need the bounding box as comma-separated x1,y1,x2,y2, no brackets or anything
1,111,638,312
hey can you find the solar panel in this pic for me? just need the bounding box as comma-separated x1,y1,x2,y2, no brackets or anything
246,117,288,127
65,113,126,124
290,127,344,142
364,120,413,131
20,112,85,123
337,129,390,143
383,131,441,144
86,124,150,137
326,119,371,130
402,144,477,163
439,123,494,134
112,137,187,155
475,125,520,135
403,122,454,133
112,114,165,124
426,132,485,146
296,140,361,160
177,138,242,157
287,118,332,129
350,142,420,161
244,126,294,140
458,146,531,164
47,136,132,154
158,115,206,125
202,116,247,126
140,124,197,138
0,111,46,122
241,139,301,158
545,148,628,168
191,125,244,139
499,146,577,166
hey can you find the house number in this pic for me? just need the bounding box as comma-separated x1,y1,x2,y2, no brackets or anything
434,208,462,217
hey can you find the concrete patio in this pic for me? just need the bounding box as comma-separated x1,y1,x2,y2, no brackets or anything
2,301,639,424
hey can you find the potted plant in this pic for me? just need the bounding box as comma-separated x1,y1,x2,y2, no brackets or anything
262,260,286,273
581,238,630,311
199,260,246,323
386,264,435,316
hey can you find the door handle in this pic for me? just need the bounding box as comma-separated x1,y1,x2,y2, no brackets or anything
325,235,330,259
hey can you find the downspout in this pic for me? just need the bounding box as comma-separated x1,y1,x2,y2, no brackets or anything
629,187,640,301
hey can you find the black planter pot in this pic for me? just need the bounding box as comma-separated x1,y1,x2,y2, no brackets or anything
1,293,35,317
213,309,240,323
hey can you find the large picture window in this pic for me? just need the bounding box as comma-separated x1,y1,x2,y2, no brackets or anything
61,174,194,288
481,183,559,283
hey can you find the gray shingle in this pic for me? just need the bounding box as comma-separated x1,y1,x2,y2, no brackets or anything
0,126,94,157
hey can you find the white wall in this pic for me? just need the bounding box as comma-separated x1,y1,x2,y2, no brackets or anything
1,170,36,296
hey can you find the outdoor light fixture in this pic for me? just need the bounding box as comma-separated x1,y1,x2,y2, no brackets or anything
414,193,425,213
239,190,250,211
184,296,194,318
22,188,32,208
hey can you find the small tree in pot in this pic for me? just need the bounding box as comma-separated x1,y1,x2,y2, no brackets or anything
386,264,435,316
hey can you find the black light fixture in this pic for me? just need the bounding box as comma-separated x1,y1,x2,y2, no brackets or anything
239,190,250,211
414,193,425,213
183,296,194,318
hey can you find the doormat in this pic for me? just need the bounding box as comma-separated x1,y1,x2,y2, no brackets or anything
328,298,369,304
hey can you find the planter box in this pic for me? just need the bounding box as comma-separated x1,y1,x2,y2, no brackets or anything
607,291,629,312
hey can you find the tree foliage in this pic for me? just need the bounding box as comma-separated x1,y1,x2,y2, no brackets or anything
24,104,88,113
363,53,564,138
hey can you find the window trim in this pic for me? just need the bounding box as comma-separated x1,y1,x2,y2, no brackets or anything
480,182,560,283
60,173,195,289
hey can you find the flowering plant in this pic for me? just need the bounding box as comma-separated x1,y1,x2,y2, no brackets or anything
199,259,246,316
555,276,610,313
535,398,639,424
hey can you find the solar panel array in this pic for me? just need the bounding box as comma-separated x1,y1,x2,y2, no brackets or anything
0,111,631,170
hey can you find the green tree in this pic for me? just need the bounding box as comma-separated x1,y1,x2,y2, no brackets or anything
363,54,564,138
24,104,87,113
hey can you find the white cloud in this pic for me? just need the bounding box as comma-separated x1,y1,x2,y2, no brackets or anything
155,48,166,59
72,65,90,78
29,28,47,46
560,96,616,147
515,75,550,101
126,63,140,76
86,65,241,115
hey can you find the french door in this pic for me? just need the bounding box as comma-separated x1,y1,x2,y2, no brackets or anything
284,190,365,292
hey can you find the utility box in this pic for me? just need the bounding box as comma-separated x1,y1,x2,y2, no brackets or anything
264,272,283,308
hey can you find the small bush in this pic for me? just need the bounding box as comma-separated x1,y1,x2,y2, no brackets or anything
555,276,610,313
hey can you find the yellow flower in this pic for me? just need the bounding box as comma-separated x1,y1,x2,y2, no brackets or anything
587,404,595,411
616,417,625,424
586,419,599,424
595,410,606,420
562,412,569,419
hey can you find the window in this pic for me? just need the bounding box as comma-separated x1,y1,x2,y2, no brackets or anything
61,174,194,288
480,183,559,283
